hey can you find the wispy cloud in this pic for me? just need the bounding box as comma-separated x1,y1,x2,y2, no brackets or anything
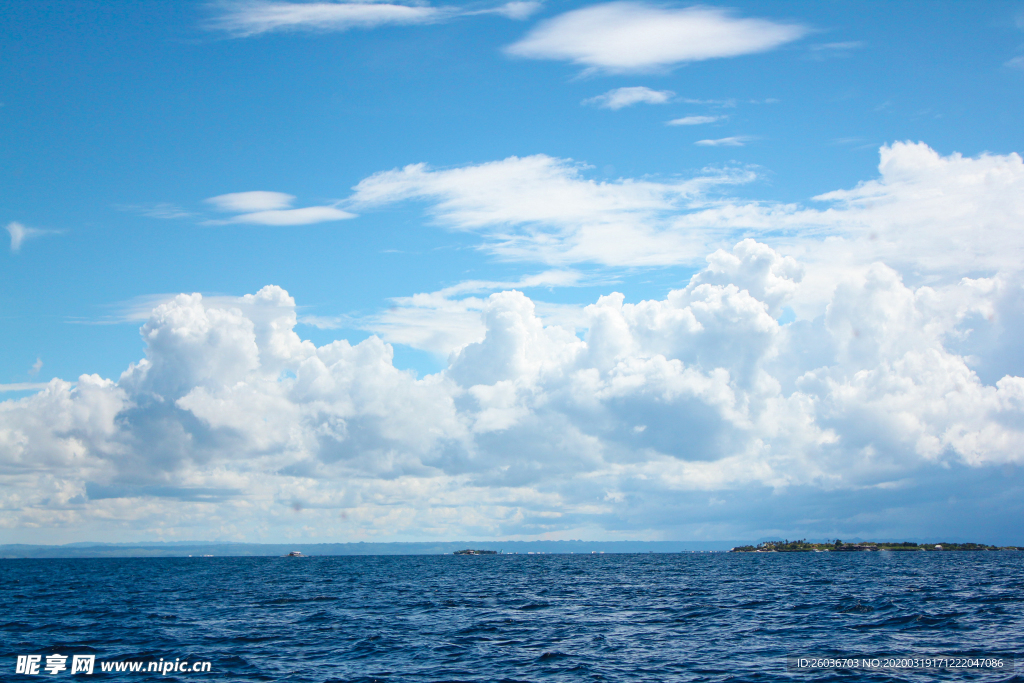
810,41,864,51
347,154,756,266
207,1,448,37
121,192,353,226
506,2,808,73
808,41,864,59
205,191,295,212
297,314,353,329
694,136,751,146
0,382,53,392
466,1,542,20
222,206,356,226
298,269,592,343
116,202,196,220
582,86,674,110
682,98,737,107
1006,56,1024,71
67,292,264,325
204,191,355,225
361,270,589,356
344,143,1024,282
207,0,539,37
6,221,55,253
29,358,43,376
667,115,722,126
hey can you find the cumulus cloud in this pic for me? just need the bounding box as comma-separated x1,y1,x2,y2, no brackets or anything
207,1,448,37
361,269,589,357
5,142,1024,543
506,3,808,73
776,142,1024,278
583,86,674,110
205,191,355,225
3,237,1024,541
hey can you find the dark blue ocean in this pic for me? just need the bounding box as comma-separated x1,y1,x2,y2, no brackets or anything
3,552,1022,682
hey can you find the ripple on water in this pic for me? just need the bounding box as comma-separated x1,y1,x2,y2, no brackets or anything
2,553,1023,682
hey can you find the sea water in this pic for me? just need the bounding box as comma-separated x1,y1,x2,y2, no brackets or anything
2,551,1022,681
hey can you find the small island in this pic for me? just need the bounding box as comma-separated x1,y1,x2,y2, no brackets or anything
453,549,500,555
731,539,1023,552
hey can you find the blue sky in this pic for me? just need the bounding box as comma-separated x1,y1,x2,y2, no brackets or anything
3,1,1024,544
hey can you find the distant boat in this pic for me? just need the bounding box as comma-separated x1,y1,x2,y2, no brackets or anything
453,549,499,555
283,551,306,557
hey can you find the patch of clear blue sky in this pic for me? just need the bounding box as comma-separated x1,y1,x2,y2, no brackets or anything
2,0,1023,382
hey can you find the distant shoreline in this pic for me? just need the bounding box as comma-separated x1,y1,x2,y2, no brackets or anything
731,540,1024,552
0,540,738,559
2,538,1021,559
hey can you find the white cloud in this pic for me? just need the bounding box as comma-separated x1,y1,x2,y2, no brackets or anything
667,115,721,126
360,270,588,357
582,86,674,110
479,1,542,20
808,41,864,59
347,154,756,266
6,221,49,253
224,206,356,225
810,41,864,51
1006,55,1024,70
695,136,750,146
29,358,43,376
4,240,1024,541
682,98,737,107
205,191,296,212
116,203,195,220
207,1,447,37
496,1,541,20
345,143,1024,283
205,191,355,225
0,383,52,392
800,142,1024,276
207,0,540,37
505,3,808,73
5,142,1024,542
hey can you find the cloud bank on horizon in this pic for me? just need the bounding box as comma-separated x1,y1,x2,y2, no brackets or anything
4,143,1024,544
